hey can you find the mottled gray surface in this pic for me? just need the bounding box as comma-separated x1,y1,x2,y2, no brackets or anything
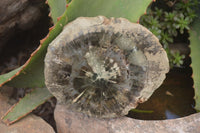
45,16,169,118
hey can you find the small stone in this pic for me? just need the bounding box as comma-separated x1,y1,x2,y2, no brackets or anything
0,92,55,133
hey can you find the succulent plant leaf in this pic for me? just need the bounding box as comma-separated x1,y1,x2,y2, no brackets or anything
0,67,22,87
47,0,67,24
66,0,152,22
190,10,200,111
1,88,53,125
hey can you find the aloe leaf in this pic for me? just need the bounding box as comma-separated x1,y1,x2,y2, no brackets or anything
0,67,22,86
47,0,66,24
0,0,153,88
1,88,53,125
66,0,152,22
190,17,200,111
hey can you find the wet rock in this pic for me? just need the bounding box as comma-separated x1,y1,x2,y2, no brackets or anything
0,92,55,133
55,104,200,133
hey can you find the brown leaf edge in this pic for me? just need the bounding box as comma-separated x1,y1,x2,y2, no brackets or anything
46,0,68,24
137,0,155,24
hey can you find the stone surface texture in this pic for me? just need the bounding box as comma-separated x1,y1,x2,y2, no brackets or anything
55,104,200,133
45,16,169,119
0,90,55,133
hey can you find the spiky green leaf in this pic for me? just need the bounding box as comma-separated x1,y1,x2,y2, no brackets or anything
67,0,152,22
189,0,200,111
47,0,67,24
1,88,53,125
190,17,200,111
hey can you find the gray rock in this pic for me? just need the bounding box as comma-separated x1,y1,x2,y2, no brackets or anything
55,104,200,133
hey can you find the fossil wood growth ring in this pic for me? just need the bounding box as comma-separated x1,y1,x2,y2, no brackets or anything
45,16,169,118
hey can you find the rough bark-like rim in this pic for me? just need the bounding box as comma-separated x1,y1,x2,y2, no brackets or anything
45,16,169,119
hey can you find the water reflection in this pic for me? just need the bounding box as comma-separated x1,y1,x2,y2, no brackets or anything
127,67,197,120
165,109,180,119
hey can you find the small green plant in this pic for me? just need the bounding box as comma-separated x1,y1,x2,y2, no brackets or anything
140,0,198,67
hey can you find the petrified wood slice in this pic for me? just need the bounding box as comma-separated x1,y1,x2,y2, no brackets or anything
45,16,169,118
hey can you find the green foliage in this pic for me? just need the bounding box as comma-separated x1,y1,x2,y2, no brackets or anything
0,67,22,86
47,0,66,24
140,0,198,67
189,1,200,110
171,51,185,66
2,88,53,125
67,0,152,23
